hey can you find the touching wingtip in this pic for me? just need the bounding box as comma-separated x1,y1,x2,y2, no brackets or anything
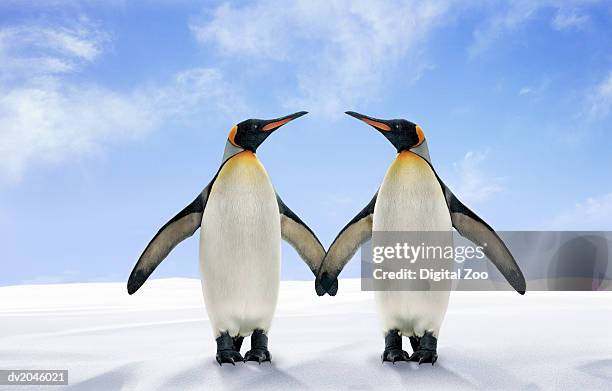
127,281,137,295
315,279,326,296
127,270,144,295
510,270,526,296
517,277,527,295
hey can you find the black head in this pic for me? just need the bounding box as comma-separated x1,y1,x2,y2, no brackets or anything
228,111,308,152
345,111,425,153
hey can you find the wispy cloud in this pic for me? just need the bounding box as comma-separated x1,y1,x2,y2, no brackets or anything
469,0,597,56
191,0,454,116
551,193,612,230
0,17,108,80
469,1,539,56
551,7,589,30
586,71,612,119
518,77,551,100
0,80,157,179
0,20,246,182
449,150,504,205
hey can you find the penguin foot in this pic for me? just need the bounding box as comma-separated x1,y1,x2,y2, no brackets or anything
409,350,437,365
409,331,438,365
382,348,410,363
215,331,243,366
382,329,409,364
216,350,243,366
233,336,244,351
244,348,271,364
244,329,271,364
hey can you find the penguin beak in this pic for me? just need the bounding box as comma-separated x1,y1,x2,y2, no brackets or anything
345,111,391,132
261,111,308,132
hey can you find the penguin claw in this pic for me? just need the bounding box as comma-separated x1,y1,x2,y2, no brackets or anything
244,348,271,364
381,349,410,363
216,350,243,366
409,350,438,365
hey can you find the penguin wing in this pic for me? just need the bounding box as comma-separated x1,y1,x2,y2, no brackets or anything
436,177,526,294
277,194,326,276
315,193,377,295
127,185,211,295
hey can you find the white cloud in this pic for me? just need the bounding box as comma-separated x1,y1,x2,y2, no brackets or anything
518,78,551,100
587,71,612,119
0,20,246,182
469,0,597,55
0,80,157,179
450,151,504,205
552,193,612,230
0,69,245,181
0,18,107,80
191,0,453,116
469,1,539,56
551,8,589,30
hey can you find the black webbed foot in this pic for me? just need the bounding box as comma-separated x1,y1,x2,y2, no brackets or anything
381,329,410,364
410,349,438,365
216,349,243,366
216,331,243,366
233,335,244,352
244,348,271,364
409,331,438,365
382,348,410,363
244,329,271,364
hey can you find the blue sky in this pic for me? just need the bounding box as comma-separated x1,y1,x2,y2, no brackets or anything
1,0,612,286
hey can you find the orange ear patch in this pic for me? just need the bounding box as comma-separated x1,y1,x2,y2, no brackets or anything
262,118,292,131
415,125,425,146
228,125,239,147
362,118,391,131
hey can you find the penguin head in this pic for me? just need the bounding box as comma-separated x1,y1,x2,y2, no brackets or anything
227,111,308,152
345,111,425,153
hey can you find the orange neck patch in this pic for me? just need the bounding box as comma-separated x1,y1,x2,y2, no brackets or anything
415,125,425,146
228,125,239,147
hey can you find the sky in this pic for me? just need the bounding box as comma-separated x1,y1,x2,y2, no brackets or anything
1,0,612,286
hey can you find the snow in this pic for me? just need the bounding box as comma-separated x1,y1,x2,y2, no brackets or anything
1,278,612,390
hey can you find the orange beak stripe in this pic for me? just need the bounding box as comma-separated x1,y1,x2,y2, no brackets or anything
362,118,391,132
262,118,293,132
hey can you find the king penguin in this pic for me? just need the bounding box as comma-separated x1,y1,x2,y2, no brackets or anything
316,111,526,364
127,111,326,365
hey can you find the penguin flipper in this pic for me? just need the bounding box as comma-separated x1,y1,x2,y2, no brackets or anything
127,187,210,295
437,179,526,294
316,193,377,295
277,194,325,276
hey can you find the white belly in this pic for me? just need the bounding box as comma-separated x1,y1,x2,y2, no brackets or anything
373,151,452,337
199,151,281,338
